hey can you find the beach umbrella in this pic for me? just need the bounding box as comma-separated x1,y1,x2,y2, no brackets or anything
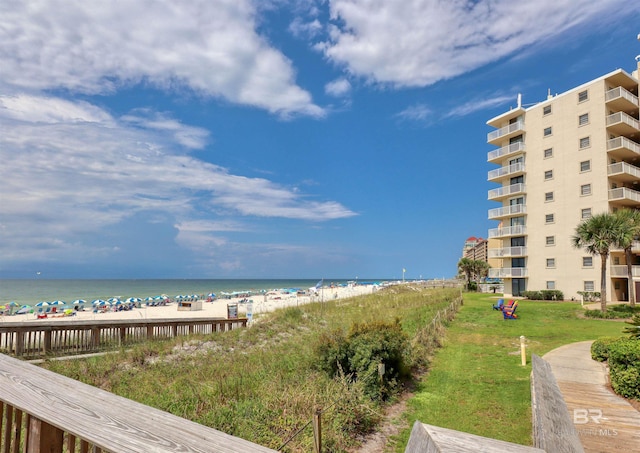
35,301,50,308
73,299,86,305
7,301,18,307
126,297,141,303
50,300,66,307
92,299,106,306
16,305,30,315
207,293,216,298
107,297,121,304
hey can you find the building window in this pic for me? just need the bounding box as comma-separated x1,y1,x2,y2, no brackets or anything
544,148,553,159
583,256,593,267
584,281,595,292
544,170,553,180
578,90,588,103
613,256,620,265
546,281,556,290
579,136,590,149
545,191,554,202
543,105,552,115
580,160,591,172
546,258,556,268
581,208,592,219
546,236,555,246
579,113,589,126
546,213,554,223
581,184,592,196
544,127,553,137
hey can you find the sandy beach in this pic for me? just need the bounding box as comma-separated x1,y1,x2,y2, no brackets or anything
0,284,379,324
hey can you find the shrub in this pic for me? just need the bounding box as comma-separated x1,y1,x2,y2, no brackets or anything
577,291,600,302
591,337,622,361
624,314,640,339
521,290,563,301
314,319,411,401
608,339,640,399
585,305,639,319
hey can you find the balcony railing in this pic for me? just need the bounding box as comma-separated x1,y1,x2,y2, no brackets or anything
487,121,525,143
605,86,639,111
608,161,640,180
487,162,525,181
607,136,640,158
488,267,528,278
488,225,527,238
488,204,526,220
487,142,525,162
609,186,640,204
488,246,527,258
488,183,526,200
610,265,640,278
606,111,640,136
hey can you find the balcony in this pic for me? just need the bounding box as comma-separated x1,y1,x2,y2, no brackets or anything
488,246,527,258
488,204,526,220
607,136,640,160
488,225,527,238
608,161,640,183
488,162,525,182
487,142,525,163
606,112,640,137
488,267,528,278
488,183,526,201
487,120,525,145
609,186,640,206
610,265,640,278
605,86,639,114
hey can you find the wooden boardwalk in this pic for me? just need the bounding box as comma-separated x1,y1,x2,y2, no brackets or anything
543,341,640,453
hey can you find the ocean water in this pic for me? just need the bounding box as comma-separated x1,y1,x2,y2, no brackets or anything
0,279,366,306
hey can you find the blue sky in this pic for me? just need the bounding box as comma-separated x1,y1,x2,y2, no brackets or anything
1,1,639,280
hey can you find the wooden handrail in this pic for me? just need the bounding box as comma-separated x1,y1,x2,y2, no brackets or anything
0,353,276,452
0,318,247,358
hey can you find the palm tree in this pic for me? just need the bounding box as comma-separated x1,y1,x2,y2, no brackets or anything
573,213,622,312
472,260,490,283
613,208,640,308
457,257,474,289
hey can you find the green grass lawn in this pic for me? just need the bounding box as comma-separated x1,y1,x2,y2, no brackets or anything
393,292,629,450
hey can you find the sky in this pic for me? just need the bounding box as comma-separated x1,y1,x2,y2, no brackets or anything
1,1,639,280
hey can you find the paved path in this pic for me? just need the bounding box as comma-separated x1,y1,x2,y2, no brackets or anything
543,341,640,453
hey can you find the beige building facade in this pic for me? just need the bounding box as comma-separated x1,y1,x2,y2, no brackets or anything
486,61,640,300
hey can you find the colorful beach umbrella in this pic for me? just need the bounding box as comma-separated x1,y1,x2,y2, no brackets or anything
92,299,106,305
126,297,141,303
50,300,66,306
35,301,49,307
107,297,121,304
73,299,86,305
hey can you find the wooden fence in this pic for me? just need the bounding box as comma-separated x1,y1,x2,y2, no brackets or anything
0,318,247,359
0,353,276,452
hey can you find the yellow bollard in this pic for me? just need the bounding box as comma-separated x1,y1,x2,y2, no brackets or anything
520,335,526,366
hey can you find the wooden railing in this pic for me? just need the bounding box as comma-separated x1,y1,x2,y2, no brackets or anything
0,353,276,452
0,318,247,358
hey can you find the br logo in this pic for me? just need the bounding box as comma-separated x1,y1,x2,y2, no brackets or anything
573,408,603,424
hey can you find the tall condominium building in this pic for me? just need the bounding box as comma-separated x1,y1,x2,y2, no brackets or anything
486,59,640,299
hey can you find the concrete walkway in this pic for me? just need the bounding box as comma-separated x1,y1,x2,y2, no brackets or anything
543,341,640,452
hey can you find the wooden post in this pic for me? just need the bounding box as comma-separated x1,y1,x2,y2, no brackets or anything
15,331,24,357
520,335,526,366
313,407,322,453
26,417,63,453
43,330,52,355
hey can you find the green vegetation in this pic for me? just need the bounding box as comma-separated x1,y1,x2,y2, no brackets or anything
40,285,460,453
392,292,629,450
457,257,489,291
592,337,640,399
583,304,640,319
521,290,564,301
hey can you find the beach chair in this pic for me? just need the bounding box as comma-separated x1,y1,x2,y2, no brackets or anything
492,299,504,310
503,301,518,319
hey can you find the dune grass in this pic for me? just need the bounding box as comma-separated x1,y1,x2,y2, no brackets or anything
40,285,460,452
392,292,629,450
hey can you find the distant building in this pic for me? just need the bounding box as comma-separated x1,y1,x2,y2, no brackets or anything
486,53,640,299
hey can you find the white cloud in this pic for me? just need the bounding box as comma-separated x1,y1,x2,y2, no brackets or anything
395,104,432,122
320,0,635,87
0,94,355,267
325,78,352,97
444,94,516,118
0,0,323,117
289,17,323,39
